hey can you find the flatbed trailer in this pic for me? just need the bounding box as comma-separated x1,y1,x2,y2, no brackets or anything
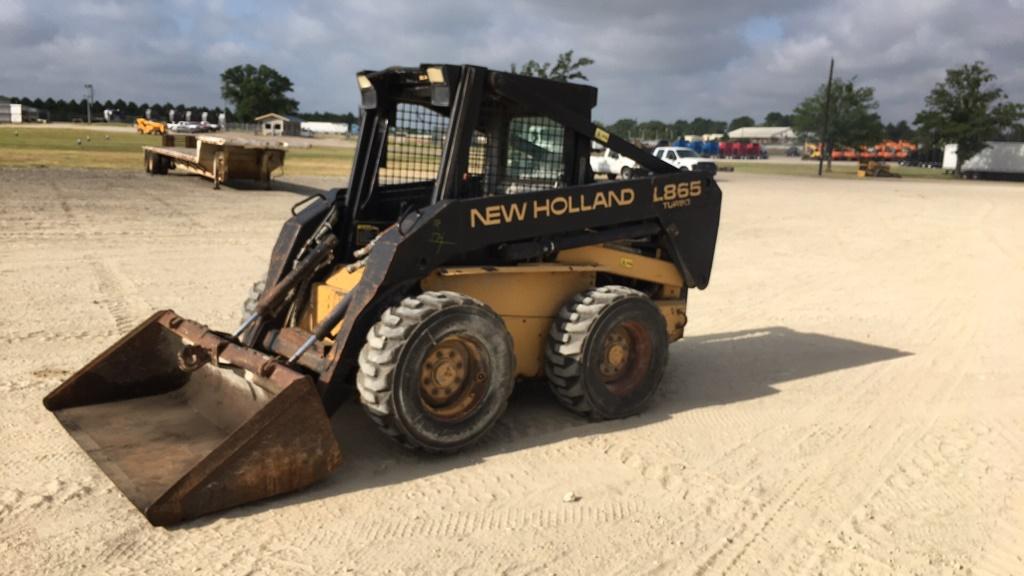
143,135,286,189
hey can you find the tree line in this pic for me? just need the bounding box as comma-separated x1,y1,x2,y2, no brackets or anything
791,61,1023,171
513,52,1024,172
1,94,357,125
1,96,229,122
12,53,1020,174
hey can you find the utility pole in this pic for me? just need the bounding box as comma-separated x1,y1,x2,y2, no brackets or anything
84,84,94,124
818,58,834,176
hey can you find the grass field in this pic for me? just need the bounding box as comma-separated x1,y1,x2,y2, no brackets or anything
0,125,356,177
1,124,950,180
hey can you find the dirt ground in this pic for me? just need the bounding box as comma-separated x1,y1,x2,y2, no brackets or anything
1,167,1022,575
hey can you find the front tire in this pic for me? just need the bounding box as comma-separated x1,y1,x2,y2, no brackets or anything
241,278,266,318
546,286,668,420
620,166,633,179
357,291,515,452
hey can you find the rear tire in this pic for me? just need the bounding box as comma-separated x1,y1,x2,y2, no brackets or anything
357,291,515,452
545,286,667,420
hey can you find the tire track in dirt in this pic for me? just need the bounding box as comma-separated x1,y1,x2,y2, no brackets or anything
974,449,1024,575
796,205,1006,574
287,498,644,547
605,272,958,574
0,477,104,521
89,259,153,333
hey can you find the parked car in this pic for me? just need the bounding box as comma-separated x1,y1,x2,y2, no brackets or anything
168,121,219,134
653,146,718,175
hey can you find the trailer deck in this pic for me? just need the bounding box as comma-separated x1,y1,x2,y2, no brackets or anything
143,135,286,189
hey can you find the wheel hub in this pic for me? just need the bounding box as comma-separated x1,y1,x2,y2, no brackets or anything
418,337,488,420
600,327,632,378
597,321,654,397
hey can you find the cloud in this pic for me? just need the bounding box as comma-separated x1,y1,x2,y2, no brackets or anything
1,0,1022,124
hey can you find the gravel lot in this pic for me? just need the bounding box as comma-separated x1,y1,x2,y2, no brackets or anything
2,167,1022,575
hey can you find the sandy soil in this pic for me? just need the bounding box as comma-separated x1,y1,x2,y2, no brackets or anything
1,167,1022,575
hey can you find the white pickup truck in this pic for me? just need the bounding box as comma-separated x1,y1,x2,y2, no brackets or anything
590,147,639,179
653,146,718,176
591,145,718,179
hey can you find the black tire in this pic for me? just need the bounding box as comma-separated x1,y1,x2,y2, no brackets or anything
620,166,633,179
546,286,668,420
241,279,266,318
357,291,515,452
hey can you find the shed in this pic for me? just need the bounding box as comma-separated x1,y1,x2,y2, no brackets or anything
0,102,41,124
255,113,302,136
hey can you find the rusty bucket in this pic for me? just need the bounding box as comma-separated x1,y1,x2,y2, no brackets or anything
43,310,341,526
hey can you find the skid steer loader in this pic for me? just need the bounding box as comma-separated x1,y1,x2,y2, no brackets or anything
44,64,722,525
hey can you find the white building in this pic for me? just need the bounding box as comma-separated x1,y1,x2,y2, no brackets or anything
300,121,350,135
726,126,796,143
0,102,41,123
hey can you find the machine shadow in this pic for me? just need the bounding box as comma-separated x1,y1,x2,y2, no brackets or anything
194,326,910,525
225,178,328,197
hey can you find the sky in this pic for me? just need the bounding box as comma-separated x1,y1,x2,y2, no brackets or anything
2,0,1023,124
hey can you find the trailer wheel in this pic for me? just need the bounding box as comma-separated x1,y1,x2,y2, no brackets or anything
357,291,515,452
546,286,667,420
148,154,169,175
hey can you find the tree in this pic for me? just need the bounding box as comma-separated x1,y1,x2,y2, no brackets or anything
636,120,670,141
728,115,756,131
511,50,594,81
608,118,638,138
914,61,1024,173
670,119,691,137
220,64,300,122
690,117,727,135
885,120,915,141
792,76,884,171
301,110,358,123
763,111,792,126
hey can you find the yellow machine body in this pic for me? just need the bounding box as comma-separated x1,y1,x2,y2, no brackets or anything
303,244,688,380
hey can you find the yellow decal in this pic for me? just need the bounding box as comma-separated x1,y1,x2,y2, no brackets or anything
653,181,702,209
594,127,610,144
619,257,634,268
469,188,635,228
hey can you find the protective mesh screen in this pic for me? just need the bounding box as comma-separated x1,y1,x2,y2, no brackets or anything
378,103,448,186
377,104,566,195
499,116,566,194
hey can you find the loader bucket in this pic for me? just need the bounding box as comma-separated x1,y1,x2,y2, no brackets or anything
43,310,341,526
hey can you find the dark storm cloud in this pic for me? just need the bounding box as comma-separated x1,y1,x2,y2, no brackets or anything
2,0,1022,123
